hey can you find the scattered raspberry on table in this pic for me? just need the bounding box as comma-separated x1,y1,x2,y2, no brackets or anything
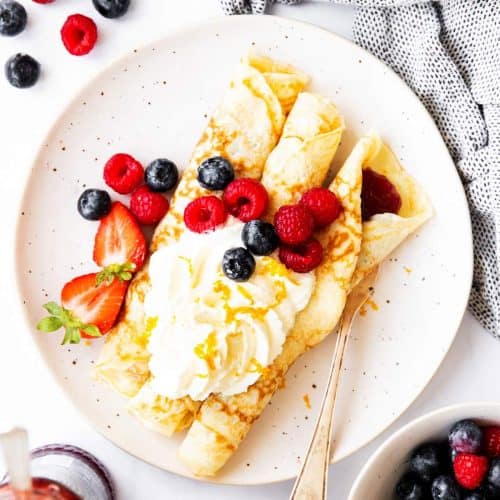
61,14,98,56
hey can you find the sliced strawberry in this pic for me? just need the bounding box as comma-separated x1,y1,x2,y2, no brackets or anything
37,273,128,344
61,273,127,335
93,202,147,272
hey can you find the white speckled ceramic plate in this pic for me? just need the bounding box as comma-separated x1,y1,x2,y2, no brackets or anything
15,15,472,485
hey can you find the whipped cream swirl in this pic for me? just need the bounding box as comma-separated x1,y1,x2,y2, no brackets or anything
144,219,315,401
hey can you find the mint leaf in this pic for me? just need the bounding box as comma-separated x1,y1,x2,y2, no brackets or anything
81,324,101,338
37,316,63,332
118,270,132,282
61,326,81,345
96,262,135,286
43,302,63,317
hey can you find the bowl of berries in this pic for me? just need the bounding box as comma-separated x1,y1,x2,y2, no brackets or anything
348,403,500,500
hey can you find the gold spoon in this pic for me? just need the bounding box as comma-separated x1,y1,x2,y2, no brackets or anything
290,266,380,500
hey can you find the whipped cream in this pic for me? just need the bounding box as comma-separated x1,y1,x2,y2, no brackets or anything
143,218,315,401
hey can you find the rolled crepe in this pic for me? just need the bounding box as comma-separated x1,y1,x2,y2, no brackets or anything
352,134,433,286
127,92,345,437
178,124,361,478
178,134,432,477
93,54,309,416
261,92,344,214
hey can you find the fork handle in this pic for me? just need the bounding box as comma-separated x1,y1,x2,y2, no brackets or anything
289,314,353,500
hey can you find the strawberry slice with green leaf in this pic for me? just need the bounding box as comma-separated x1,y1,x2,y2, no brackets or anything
37,273,128,344
93,202,147,278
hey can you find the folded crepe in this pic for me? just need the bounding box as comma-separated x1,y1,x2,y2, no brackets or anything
261,92,344,214
352,134,433,286
178,134,432,477
93,54,309,404
127,92,345,436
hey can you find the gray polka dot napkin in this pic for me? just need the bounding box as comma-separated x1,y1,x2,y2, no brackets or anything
221,0,500,338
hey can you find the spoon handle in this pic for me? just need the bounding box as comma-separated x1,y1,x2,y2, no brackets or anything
289,314,353,500
0,427,31,493
289,266,379,500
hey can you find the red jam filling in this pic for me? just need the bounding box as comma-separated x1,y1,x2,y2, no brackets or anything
361,168,402,221
0,478,81,500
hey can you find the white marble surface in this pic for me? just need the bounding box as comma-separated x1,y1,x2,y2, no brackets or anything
1,1,499,499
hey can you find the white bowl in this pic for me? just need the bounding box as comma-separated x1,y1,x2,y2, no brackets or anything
348,403,500,499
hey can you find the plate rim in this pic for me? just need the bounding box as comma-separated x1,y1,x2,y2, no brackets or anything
13,13,474,486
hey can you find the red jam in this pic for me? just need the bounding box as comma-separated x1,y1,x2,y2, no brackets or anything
31,478,80,500
0,478,80,499
361,168,402,221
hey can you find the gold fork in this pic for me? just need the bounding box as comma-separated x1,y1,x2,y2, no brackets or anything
290,266,380,500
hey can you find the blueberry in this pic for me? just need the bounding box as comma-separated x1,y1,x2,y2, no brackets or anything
242,220,279,256
92,0,130,18
197,156,234,191
410,442,444,482
77,189,111,220
470,484,500,500
145,159,178,192
481,483,500,499
431,475,461,500
464,491,488,500
222,247,255,282
464,493,486,500
436,440,457,473
449,420,483,453
396,472,427,500
5,53,39,88
488,459,500,489
0,1,27,36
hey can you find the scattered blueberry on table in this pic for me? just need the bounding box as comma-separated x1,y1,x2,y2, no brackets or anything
5,53,39,88
92,0,130,19
2,0,132,87
395,420,500,500
0,0,27,36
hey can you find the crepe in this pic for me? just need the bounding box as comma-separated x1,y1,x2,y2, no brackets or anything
178,135,432,477
127,91,345,436
261,92,344,214
93,54,309,409
352,134,433,286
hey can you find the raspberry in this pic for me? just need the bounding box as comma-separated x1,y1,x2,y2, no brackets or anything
484,427,500,458
130,186,169,225
274,204,314,245
300,187,342,228
184,196,227,233
453,453,489,490
222,178,268,222
61,14,98,56
279,238,323,273
103,153,144,194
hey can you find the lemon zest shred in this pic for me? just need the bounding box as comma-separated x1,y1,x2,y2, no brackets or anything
236,285,254,304
213,280,231,301
259,256,299,285
137,316,158,348
178,255,193,276
303,394,311,409
247,357,270,378
274,280,287,304
194,332,219,371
